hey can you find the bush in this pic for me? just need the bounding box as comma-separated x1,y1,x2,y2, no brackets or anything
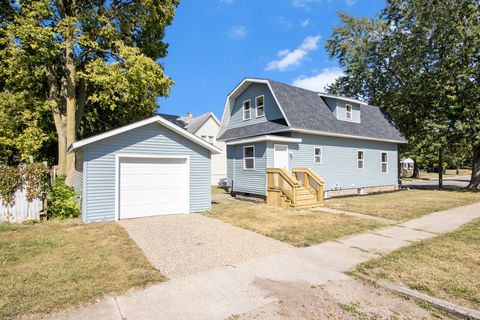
0,166,22,206
46,176,80,219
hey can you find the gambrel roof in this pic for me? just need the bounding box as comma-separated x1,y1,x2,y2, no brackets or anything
218,78,406,144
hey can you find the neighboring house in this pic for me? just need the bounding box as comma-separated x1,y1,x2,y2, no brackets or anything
218,78,406,202
159,112,227,186
401,157,414,171
70,115,221,223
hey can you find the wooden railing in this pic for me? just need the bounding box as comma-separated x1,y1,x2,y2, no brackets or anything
292,168,325,204
266,168,300,206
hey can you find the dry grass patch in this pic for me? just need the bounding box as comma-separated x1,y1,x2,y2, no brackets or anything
325,189,480,222
205,200,383,247
353,219,480,310
0,220,165,320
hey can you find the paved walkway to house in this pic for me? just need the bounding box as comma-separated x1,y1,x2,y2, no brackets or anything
311,206,396,224
49,202,480,320
120,214,291,278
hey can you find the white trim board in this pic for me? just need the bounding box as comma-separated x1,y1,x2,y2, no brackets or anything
226,135,302,145
69,116,222,154
114,154,190,221
318,92,368,106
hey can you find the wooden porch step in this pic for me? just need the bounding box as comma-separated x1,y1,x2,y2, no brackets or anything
293,201,322,209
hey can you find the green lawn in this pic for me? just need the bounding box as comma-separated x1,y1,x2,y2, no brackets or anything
0,220,165,320
205,200,383,247
353,219,480,310
325,189,480,222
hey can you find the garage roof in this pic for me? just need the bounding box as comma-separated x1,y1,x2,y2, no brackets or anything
69,115,222,154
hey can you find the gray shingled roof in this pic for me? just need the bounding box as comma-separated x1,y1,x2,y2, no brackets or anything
218,118,289,140
219,79,406,143
158,112,213,134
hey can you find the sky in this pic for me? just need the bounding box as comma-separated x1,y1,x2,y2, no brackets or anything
158,0,385,120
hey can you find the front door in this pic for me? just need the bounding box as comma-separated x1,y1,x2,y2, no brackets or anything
274,145,289,169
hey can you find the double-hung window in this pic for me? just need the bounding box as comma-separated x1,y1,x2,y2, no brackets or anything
243,100,251,120
357,150,364,169
314,147,322,164
381,152,388,173
256,95,265,117
345,104,353,120
243,146,255,170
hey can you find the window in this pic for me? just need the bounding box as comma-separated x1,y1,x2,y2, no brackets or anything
201,135,207,141
357,150,364,169
208,136,214,144
381,152,388,173
314,147,322,164
243,100,251,120
243,146,255,170
256,95,265,117
345,104,353,120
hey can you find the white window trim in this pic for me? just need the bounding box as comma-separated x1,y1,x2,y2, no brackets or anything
242,99,251,120
314,147,322,164
255,95,265,118
243,145,255,170
357,149,364,169
381,152,388,173
345,104,353,120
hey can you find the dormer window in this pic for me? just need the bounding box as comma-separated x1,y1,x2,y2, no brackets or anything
256,95,265,117
243,100,251,120
345,104,353,120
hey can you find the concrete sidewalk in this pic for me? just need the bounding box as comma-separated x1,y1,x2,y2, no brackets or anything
48,202,480,320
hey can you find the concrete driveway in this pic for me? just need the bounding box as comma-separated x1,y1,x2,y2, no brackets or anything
119,213,291,279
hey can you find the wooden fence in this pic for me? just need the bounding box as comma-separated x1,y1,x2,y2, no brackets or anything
0,184,44,223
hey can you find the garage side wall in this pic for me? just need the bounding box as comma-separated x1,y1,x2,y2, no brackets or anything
83,123,211,223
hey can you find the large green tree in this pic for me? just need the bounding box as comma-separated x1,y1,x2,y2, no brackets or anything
0,0,178,177
326,0,480,188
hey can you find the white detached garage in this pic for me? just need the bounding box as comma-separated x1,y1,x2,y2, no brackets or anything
70,116,221,223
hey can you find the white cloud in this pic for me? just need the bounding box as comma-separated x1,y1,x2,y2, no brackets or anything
219,0,234,4
345,0,356,6
228,25,247,39
292,0,321,8
292,67,344,91
300,18,310,27
277,16,293,29
266,35,321,71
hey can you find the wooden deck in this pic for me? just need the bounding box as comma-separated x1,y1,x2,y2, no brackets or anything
266,168,324,209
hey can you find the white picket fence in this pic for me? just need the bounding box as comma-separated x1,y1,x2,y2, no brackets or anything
0,184,44,223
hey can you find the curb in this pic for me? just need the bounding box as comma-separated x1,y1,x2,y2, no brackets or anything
379,281,480,320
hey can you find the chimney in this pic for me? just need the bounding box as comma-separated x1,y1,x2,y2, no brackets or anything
187,112,193,118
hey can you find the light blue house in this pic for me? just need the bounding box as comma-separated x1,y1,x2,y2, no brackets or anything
218,78,406,204
70,116,222,223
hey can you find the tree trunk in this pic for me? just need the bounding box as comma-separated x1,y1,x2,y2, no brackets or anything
467,144,480,189
412,159,420,178
64,38,76,178
438,148,443,189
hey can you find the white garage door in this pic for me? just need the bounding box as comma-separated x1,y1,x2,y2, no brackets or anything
119,157,189,219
